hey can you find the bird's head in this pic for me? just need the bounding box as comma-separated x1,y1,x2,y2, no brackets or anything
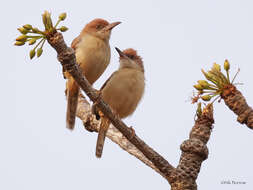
115,47,144,72
82,18,121,41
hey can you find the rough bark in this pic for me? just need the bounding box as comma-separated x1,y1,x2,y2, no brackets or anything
76,94,167,179
221,84,253,129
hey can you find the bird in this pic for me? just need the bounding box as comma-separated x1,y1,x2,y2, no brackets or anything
65,18,121,130
93,47,145,158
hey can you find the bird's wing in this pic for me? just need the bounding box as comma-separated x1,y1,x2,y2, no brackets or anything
100,71,118,91
71,35,82,50
92,71,118,120
62,35,82,78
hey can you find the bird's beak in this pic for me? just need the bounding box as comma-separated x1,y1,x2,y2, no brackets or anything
103,21,121,31
115,47,128,59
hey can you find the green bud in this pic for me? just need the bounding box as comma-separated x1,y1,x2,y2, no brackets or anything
193,84,203,91
59,26,68,32
14,41,25,46
30,49,36,59
197,80,209,89
23,24,32,30
32,27,40,33
28,38,36,45
42,12,47,29
212,63,221,71
46,11,53,30
59,13,67,21
16,35,27,42
196,102,202,117
224,59,230,71
201,95,212,101
37,48,43,57
18,27,28,34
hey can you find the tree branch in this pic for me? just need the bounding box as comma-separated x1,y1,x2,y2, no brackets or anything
46,31,215,189
221,84,253,129
47,31,175,182
76,94,167,179
170,104,214,190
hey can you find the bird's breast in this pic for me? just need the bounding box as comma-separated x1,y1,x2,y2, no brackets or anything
75,34,111,84
102,69,145,118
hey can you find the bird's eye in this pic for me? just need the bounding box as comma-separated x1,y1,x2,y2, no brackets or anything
96,25,103,30
128,55,134,59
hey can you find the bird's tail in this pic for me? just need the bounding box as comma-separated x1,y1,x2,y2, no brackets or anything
66,78,80,130
96,116,110,158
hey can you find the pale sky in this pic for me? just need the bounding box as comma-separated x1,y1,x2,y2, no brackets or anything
1,0,253,189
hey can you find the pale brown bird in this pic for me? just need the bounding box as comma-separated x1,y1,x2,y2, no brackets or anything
65,19,121,130
93,47,145,158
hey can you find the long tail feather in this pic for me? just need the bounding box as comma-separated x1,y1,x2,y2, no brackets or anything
66,78,79,130
96,117,110,158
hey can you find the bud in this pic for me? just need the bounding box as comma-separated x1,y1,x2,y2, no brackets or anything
37,48,43,57
59,13,67,21
42,11,47,29
23,24,32,30
18,27,28,34
201,95,212,101
201,69,212,81
59,26,68,32
224,59,230,71
14,41,25,46
32,27,40,33
28,38,36,45
212,63,221,71
46,11,53,30
196,102,202,117
16,35,27,42
193,84,203,91
197,80,209,89
30,49,36,59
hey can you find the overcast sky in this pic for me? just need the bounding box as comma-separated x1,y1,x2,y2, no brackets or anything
1,0,253,189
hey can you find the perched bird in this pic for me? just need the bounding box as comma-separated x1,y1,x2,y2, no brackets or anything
93,47,145,158
65,19,121,130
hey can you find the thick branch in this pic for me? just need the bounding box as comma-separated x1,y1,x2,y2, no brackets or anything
170,105,214,190
76,94,167,179
222,85,253,129
47,32,175,182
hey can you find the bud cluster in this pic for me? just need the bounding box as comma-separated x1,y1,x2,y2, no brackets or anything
193,60,232,103
14,11,68,60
